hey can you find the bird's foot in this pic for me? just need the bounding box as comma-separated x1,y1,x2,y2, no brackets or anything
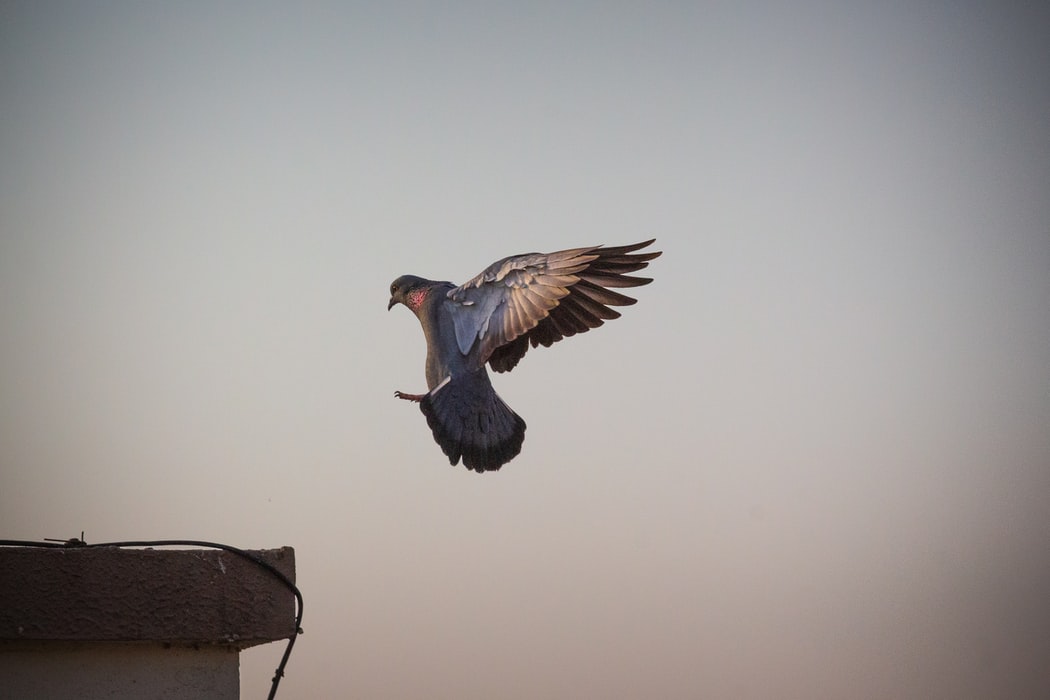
394,390,425,402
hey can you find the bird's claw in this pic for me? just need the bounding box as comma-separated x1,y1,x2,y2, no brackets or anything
394,390,424,402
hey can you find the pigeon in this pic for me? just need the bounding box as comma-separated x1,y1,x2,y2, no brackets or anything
388,239,660,472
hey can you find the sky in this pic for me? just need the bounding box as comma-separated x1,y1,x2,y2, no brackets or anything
1,2,1048,698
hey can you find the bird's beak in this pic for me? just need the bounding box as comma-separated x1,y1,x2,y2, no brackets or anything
387,297,396,311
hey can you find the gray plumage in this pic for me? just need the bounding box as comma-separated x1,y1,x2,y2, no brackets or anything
388,239,661,472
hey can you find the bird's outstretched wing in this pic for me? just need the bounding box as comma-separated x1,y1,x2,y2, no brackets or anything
447,239,661,372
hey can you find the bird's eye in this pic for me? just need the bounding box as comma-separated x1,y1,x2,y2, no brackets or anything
390,283,398,295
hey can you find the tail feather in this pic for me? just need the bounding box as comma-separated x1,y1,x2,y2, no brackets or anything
420,370,526,472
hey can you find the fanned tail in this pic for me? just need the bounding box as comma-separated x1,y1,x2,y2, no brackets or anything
419,369,526,472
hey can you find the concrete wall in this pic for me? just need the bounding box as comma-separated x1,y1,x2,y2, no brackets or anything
1,642,238,700
0,545,295,699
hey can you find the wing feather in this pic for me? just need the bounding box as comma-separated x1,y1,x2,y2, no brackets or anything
573,279,638,307
571,286,623,320
578,271,654,287
446,240,661,371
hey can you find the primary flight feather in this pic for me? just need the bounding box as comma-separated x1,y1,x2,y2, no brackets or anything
388,239,660,472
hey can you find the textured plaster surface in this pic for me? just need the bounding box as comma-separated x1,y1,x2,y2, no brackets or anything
0,546,295,646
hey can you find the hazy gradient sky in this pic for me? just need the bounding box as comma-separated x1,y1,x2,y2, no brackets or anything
2,3,1048,699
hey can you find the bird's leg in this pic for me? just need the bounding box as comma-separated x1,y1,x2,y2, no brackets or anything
394,390,425,402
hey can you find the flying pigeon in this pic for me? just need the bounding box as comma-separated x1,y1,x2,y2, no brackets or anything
388,239,661,472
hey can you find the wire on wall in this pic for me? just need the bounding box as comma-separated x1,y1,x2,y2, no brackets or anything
0,534,304,700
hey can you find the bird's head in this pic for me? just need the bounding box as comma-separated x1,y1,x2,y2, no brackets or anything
388,275,430,311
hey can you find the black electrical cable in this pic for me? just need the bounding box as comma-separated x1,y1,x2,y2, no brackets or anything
0,535,303,700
